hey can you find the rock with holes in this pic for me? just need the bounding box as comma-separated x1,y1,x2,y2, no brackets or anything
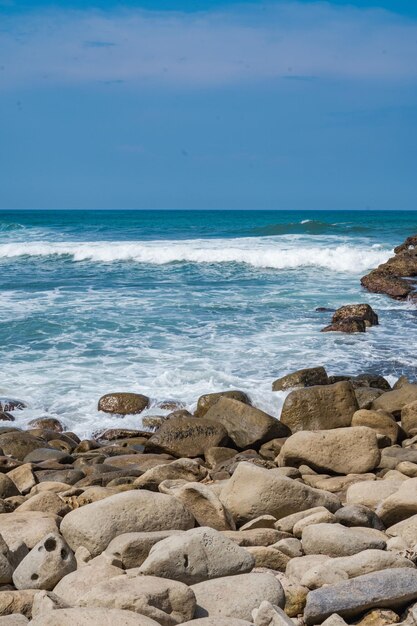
139,527,254,584
12,533,76,590
30,608,160,625
0,512,60,552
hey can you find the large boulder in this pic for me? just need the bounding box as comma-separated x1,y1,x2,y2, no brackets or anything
30,608,160,625
272,367,329,391
60,490,195,556
0,432,46,461
346,480,401,510
133,458,208,491
401,401,417,435
191,572,285,621
279,382,358,432
145,416,228,457
195,391,251,417
219,462,340,525
105,531,185,569
53,554,123,605
139,527,254,584
351,409,399,444
0,590,38,619
277,427,380,474
332,304,379,327
304,568,417,624
302,523,387,557
98,392,150,415
79,574,195,626
376,477,417,525
0,512,59,552
372,384,417,417
322,318,367,333
203,397,289,449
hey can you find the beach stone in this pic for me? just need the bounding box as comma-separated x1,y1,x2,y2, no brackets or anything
195,390,251,417
346,479,401,509
163,481,235,530
15,491,70,517
183,621,252,626
301,549,414,589
387,514,417,548
304,568,417,624
353,374,392,390
23,448,71,464
354,609,400,625
275,506,330,533
402,401,417,435
252,601,294,626
7,465,36,494
322,317,367,333
320,615,348,625
30,608,160,625
278,427,380,474
27,418,64,432
0,412,15,422
286,555,330,583
292,510,336,537
245,545,290,571
79,574,195,626
332,304,379,327
272,366,328,391
105,531,185,569
352,409,399,444
145,416,228,457
0,457,22,474
372,384,417,417
275,572,309,617
302,523,387,557
0,616,28,625
204,446,236,468
0,399,26,411
12,533,76,590
279,381,358,432
60,490,194,556
191,572,285,621
133,458,207,490
98,392,149,415
139,526,254,584
0,433,45,461
0,534,13,583
0,590,38,619
203,397,289,448
222,528,285,547
377,477,417,525
354,388,385,410
0,474,19,499
53,553,123,604
0,511,59,552
274,537,303,558
335,505,385,530
240,515,277,530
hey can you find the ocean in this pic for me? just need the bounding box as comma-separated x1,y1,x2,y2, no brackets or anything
0,209,416,437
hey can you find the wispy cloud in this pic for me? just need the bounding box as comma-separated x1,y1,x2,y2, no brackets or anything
1,2,417,90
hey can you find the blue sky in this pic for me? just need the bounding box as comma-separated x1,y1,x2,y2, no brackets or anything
1,0,417,209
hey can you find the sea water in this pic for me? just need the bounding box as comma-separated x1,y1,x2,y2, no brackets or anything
0,209,416,436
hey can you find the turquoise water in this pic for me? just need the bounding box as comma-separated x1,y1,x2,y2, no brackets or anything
0,209,416,436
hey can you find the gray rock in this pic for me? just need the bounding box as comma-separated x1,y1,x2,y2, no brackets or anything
0,617,28,625
182,620,253,626
304,568,417,624
335,504,385,530
30,608,160,625
105,531,185,569
302,523,387,557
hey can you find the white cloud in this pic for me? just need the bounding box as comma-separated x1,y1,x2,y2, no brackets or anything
1,2,417,90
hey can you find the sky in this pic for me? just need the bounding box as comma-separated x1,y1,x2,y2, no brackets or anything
0,0,417,210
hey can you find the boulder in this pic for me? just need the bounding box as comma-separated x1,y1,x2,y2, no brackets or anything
203,397,289,448
191,572,285,621
105,531,185,569
0,534,13,584
252,601,294,626
353,374,391,391
27,418,64,432
0,474,19,499
15,492,70,517
302,523,387,557
220,462,340,525
98,392,149,414
60,490,195,556
145,416,228,458
346,480,400,510
272,367,329,391
377,477,417,525
222,528,285,547
332,304,379,327
322,318,366,333
0,511,59,552
286,555,330,584
292,510,336,537
278,427,380,474
139,527,254,584
7,465,36,494
280,381,358,432
352,409,399,444
355,388,385,410
0,433,45,461
335,504,384,530
275,506,331,533
195,390,251,417
12,533,76,590
402,401,417,435
0,590,38,619
0,616,28,625
245,546,290,571
163,481,235,530
372,384,417,417
133,458,208,491
79,573,195,626
304,568,417,624
30,608,160,625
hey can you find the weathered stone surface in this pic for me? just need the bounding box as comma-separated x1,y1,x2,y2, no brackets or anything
0,474,19,499
292,510,336,537
133,458,207,491
220,462,340,525
53,553,123,604
195,390,251,417
27,417,64,432
0,433,45,461
275,507,330,533
0,511,59,552
356,609,400,625
302,523,387,557
272,367,329,391
322,318,367,333
15,491,70,517
203,397,289,449
98,392,150,415
139,527,254,584
0,616,28,625
222,528,286,547
60,490,195,556
105,531,184,569
164,481,235,530
278,427,380,474
275,572,309,617
252,601,294,626
280,382,358,432
372,385,417,417
346,480,400,510
12,533,76,590
335,505,385,530
145,416,228,458
191,572,285,621
0,534,13,584
245,545,290,571
7,465,36,494
387,514,417,548
352,409,399,444
30,608,160,625
354,388,385,410
332,304,379,327
377,477,417,525
182,620,252,626
304,568,417,624
0,590,38,619
402,401,417,435
79,574,195,626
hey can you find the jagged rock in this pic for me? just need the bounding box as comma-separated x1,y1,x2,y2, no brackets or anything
272,367,329,391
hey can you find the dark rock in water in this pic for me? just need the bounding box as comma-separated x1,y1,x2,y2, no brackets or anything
332,304,379,327
203,397,290,449
94,428,151,441
315,307,336,312
361,271,413,300
0,412,14,422
156,400,186,411
145,416,229,458
394,234,417,254
272,367,328,392
327,375,352,384
321,318,367,333
352,374,391,390
97,392,149,415
194,390,251,418
0,432,46,461
0,398,26,411
27,417,63,433
304,568,417,624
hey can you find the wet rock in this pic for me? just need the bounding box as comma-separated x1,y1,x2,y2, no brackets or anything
0,399,26,412
145,416,228,458
278,427,380,474
332,304,379,327
13,533,76,590
203,397,289,448
27,418,64,433
322,318,367,333
98,392,150,415
195,390,251,417
0,413,14,422
280,381,358,432
60,489,195,556
272,367,329,391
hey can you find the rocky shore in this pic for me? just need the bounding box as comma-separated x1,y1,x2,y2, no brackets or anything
1,370,417,625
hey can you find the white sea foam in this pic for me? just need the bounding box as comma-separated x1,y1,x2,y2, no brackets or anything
0,238,392,273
